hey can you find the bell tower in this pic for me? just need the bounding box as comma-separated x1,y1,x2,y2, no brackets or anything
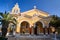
11,3,20,14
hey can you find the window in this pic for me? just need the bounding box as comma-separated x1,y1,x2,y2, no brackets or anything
16,10,18,13
14,9,18,13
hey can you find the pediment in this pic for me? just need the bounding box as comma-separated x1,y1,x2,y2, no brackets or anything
21,9,50,17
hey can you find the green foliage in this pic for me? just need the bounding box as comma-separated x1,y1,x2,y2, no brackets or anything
0,12,17,25
49,15,60,34
0,12,17,37
49,15,60,28
0,37,8,40
0,12,11,22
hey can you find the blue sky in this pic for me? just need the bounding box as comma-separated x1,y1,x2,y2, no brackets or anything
0,0,60,16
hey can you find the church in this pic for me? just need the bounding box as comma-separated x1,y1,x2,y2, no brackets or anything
7,3,53,36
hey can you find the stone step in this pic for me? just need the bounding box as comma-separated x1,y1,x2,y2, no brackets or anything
7,36,53,40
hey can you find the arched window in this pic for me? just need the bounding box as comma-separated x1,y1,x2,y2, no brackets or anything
14,9,18,13
16,10,18,13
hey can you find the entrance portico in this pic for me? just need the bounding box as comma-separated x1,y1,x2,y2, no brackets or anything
6,3,53,36
20,21,30,34
34,21,43,35
19,20,49,35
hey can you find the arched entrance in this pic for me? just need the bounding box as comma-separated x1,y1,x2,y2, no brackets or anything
8,23,16,35
20,21,30,34
34,21,43,35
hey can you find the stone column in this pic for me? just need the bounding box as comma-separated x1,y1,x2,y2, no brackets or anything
45,25,50,35
30,25,34,35
47,24,50,34
43,28,45,35
32,26,34,35
47,27,50,34
44,26,48,35
16,23,20,34
29,25,33,35
13,25,16,35
29,27,32,35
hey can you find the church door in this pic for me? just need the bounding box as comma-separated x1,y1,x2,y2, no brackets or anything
20,21,30,35
34,21,43,35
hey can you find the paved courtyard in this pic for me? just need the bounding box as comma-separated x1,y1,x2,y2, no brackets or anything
7,34,58,40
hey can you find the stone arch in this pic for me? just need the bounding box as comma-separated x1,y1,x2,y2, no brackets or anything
34,21,44,35
20,21,30,34
8,23,16,35
7,18,17,35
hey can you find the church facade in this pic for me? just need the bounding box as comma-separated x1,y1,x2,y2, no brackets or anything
7,3,53,35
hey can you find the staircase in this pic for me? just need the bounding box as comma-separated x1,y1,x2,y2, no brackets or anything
7,34,54,40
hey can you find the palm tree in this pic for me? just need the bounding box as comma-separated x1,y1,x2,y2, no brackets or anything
0,12,17,37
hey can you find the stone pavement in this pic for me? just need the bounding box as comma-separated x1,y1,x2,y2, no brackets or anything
7,35,53,40
6,34,60,40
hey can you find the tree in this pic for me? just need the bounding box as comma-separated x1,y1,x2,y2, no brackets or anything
49,15,60,33
0,12,17,37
